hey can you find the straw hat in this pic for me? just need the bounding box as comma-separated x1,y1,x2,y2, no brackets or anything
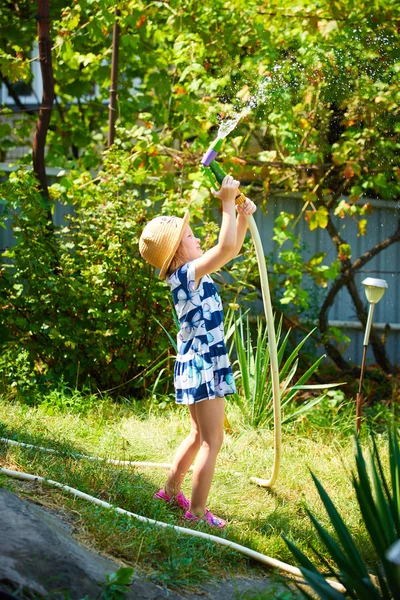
139,211,190,279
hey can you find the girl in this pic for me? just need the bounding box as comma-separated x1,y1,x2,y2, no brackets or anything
139,175,256,528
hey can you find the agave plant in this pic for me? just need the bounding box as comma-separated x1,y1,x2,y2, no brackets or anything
284,427,400,599
227,311,338,428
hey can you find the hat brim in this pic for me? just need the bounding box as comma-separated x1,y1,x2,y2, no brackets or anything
159,210,190,279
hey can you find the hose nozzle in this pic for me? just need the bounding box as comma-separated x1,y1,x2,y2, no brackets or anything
200,136,246,206
201,137,223,167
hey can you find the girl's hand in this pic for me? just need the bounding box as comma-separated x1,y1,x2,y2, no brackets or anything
211,174,240,203
236,198,256,215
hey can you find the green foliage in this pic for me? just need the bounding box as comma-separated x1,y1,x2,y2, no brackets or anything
284,427,400,599
0,154,174,392
101,567,134,600
38,380,99,416
229,313,340,428
2,0,399,193
1,0,399,379
296,390,353,432
271,212,340,311
0,348,38,399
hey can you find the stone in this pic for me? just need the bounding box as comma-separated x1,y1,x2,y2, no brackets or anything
0,487,291,599
0,488,179,599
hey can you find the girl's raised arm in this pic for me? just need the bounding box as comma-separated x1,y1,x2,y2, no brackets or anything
193,175,239,284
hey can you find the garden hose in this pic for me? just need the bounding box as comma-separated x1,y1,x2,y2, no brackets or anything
0,437,182,470
0,457,345,593
245,215,281,487
201,141,281,487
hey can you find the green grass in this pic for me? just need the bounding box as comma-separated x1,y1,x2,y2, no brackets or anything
0,392,393,594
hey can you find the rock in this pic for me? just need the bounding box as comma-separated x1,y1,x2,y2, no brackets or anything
0,488,180,599
0,487,290,599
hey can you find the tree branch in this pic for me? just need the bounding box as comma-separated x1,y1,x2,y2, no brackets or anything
1,76,37,117
319,215,400,373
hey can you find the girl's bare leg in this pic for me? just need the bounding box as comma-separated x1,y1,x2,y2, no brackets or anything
165,407,200,496
189,397,225,516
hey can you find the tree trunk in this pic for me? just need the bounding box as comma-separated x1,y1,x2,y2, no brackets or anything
32,0,55,207
107,9,120,148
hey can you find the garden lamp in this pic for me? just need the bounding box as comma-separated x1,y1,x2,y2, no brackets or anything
356,277,388,432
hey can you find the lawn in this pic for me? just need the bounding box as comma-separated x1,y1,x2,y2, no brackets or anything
0,392,393,595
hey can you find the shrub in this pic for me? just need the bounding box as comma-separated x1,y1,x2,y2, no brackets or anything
0,157,174,393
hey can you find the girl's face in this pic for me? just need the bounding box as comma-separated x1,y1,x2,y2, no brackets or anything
180,225,203,261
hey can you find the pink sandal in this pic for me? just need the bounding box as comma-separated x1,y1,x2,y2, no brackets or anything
153,488,190,510
183,509,226,529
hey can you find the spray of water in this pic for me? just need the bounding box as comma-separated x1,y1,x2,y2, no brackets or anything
217,70,281,139
216,23,397,141
217,111,247,139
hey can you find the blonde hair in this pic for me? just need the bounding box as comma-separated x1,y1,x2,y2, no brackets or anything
165,242,189,278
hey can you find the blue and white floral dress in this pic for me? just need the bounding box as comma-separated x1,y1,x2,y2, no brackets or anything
167,261,236,404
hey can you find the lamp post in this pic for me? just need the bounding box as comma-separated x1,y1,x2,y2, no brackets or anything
356,277,388,432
